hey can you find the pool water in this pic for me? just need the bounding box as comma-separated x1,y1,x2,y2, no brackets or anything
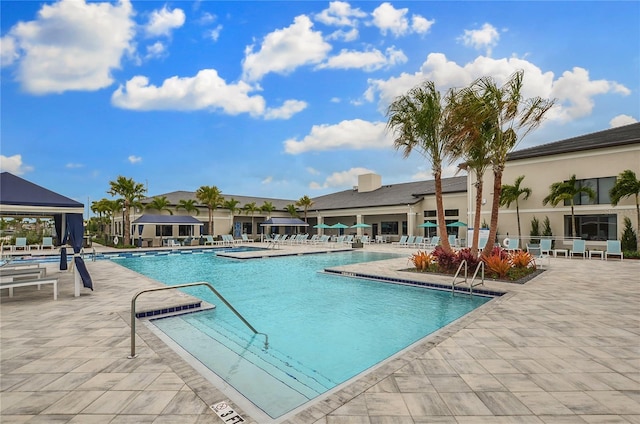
116,251,491,418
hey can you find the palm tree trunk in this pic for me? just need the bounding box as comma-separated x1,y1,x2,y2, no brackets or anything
482,168,504,257
124,204,131,246
571,204,576,238
435,170,452,253
516,202,521,242
471,178,483,256
636,195,640,251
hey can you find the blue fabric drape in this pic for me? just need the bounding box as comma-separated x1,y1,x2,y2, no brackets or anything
137,224,144,247
67,213,93,291
54,214,68,270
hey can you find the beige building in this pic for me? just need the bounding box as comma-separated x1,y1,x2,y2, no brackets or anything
128,123,639,248
468,122,640,249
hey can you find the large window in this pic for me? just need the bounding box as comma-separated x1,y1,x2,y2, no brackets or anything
445,209,459,217
564,214,616,241
155,225,173,237
565,177,616,205
381,221,398,235
424,210,436,217
178,225,191,236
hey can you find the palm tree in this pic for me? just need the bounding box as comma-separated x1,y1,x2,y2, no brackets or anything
296,195,314,223
463,70,555,257
445,87,493,255
609,169,640,250
543,174,595,238
91,198,113,237
260,201,276,218
176,199,200,216
285,204,299,218
386,80,453,253
243,202,260,236
500,175,532,242
108,176,146,246
146,196,173,215
223,198,241,234
196,185,224,236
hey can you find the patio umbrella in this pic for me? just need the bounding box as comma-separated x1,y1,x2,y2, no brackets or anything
329,222,349,236
350,223,371,228
313,223,331,229
418,222,437,228
446,221,467,227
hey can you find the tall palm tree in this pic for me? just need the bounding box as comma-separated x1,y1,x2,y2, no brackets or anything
146,196,173,215
285,204,299,218
445,87,493,255
464,70,555,256
386,80,453,253
261,201,276,218
296,195,314,223
176,199,200,215
196,185,223,236
543,174,595,238
91,198,113,236
609,169,640,250
243,202,260,235
223,198,241,234
500,175,532,242
108,176,146,246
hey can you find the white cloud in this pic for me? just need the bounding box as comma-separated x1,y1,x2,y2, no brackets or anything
315,1,367,27
411,15,435,34
144,6,185,38
128,155,142,164
306,167,321,175
242,15,331,82
65,163,84,169
262,176,273,184
459,23,500,56
310,167,376,190
371,3,409,37
318,46,407,72
610,114,638,128
145,41,166,60
284,119,392,154
0,155,33,175
366,53,629,123
264,99,308,120
326,28,359,42
1,0,135,94
0,35,19,67
208,25,223,42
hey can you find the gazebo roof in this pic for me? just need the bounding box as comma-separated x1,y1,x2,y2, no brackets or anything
0,172,84,216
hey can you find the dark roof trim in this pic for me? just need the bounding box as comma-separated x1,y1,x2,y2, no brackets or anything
508,123,640,161
0,172,84,208
132,214,203,225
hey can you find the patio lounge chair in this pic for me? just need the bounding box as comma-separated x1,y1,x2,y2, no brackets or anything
504,238,519,252
478,237,488,249
40,237,54,250
526,243,550,268
241,234,254,243
448,234,458,248
570,239,586,259
540,239,552,256
605,240,623,261
424,236,440,249
14,237,29,251
203,235,217,246
393,235,408,246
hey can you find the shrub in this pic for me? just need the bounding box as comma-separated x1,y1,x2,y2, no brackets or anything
542,216,554,248
432,246,458,273
482,253,512,279
510,250,535,269
456,248,481,271
530,216,540,244
409,250,435,271
620,216,638,252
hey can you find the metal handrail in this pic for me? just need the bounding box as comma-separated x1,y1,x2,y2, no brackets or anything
128,282,268,358
451,260,467,292
469,261,485,294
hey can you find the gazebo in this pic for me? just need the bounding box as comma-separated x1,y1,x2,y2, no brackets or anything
0,172,93,295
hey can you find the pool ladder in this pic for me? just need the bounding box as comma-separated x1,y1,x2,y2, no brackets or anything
128,281,269,359
451,260,485,295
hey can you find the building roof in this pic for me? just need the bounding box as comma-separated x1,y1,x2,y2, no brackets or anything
132,214,203,225
143,191,294,211
260,217,309,226
0,172,84,216
508,122,640,161
311,175,467,211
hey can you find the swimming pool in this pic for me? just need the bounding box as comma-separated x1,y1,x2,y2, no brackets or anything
115,251,491,419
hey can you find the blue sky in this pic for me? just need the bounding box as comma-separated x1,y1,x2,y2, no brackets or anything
2,0,638,216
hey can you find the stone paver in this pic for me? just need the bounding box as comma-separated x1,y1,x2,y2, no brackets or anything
1,243,639,423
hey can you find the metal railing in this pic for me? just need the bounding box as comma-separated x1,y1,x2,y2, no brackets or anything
452,260,485,295
128,282,268,358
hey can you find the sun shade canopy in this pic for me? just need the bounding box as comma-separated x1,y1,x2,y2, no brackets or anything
0,172,84,215
260,217,309,226
132,214,204,225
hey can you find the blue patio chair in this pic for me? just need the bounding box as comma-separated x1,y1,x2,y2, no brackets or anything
605,240,623,261
570,239,586,259
540,239,552,256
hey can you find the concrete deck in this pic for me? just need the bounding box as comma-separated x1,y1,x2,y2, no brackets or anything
1,242,639,423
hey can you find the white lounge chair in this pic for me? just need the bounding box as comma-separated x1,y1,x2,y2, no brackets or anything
505,238,519,252
241,234,254,243
605,240,623,261
14,237,29,251
540,239,552,256
527,243,550,268
40,237,54,250
394,235,408,247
